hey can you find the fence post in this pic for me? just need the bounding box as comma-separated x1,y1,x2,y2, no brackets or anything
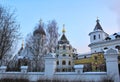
44,53,56,78
74,65,84,74
104,48,120,82
0,66,7,73
21,66,28,73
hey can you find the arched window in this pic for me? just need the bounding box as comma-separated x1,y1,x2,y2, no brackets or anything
56,61,59,65
68,61,71,65
69,54,71,57
93,35,96,40
57,46,59,50
62,68,65,72
62,60,66,65
115,45,120,50
99,34,100,39
104,47,108,50
69,46,71,50
63,45,66,50
63,54,66,56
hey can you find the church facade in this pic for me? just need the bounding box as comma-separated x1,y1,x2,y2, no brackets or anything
75,18,120,72
89,19,120,54
13,18,120,72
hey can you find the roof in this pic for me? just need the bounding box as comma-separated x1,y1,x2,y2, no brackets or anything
94,19,103,31
33,25,46,36
60,34,68,41
58,34,69,44
105,32,120,40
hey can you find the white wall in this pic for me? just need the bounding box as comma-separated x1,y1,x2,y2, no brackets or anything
0,72,107,82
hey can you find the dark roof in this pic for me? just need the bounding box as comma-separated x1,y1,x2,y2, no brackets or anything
58,34,69,44
33,25,46,36
60,34,68,41
94,19,103,31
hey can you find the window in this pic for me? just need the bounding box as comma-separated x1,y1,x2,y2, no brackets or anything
99,34,100,39
57,46,59,50
69,46,71,50
63,45,66,50
56,61,59,65
104,47,108,50
63,54,66,56
69,54,71,57
68,61,71,65
62,60,66,65
62,68,65,72
93,35,96,40
94,56,97,61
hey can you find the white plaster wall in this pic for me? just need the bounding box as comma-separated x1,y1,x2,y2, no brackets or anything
0,72,44,81
90,39,120,53
0,72,107,82
54,72,107,81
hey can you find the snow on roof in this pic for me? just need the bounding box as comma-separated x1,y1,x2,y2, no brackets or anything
107,32,120,40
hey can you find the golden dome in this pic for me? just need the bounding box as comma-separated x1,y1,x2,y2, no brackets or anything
62,24,66,33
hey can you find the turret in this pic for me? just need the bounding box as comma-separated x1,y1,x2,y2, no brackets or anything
89,18,108,44
55,24,74,72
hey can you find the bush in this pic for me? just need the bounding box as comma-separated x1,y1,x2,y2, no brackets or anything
0,78,29,82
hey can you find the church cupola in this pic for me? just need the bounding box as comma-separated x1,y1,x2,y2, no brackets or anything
33,19,46,36
89,18,108,44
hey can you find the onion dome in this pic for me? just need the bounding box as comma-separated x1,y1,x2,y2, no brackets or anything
33,19,46,36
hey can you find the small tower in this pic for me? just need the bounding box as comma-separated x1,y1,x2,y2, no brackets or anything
55,24,74,72
18,40,24,55
89,18,108,44
88,18,109,53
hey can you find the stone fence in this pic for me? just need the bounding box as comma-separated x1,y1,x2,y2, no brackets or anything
0,48,119,82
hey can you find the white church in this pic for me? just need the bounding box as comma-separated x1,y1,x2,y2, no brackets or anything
0,18,120,82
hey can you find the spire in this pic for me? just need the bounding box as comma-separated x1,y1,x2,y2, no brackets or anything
62,24,66,34
22,40,24,49
94,17,103,31
39,19,42,25
58,24,69,44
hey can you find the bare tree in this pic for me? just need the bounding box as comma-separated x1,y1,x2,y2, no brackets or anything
46,20,59,52
26,20,47,71
0,5,20,65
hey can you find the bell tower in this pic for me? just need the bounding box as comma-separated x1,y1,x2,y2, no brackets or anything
89,18,108,44
88,18,108,53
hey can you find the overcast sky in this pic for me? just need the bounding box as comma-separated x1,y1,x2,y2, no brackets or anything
0,0,120,53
